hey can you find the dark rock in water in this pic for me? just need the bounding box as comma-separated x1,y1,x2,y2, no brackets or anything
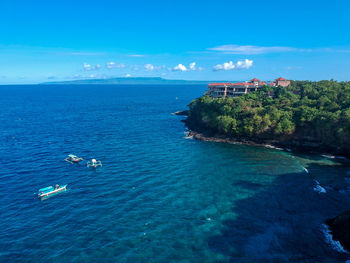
326,210,350,251
172,110,189,116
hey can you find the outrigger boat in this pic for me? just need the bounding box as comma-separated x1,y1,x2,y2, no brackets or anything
87,158,102,168
38,184,67,199
65,154,83,164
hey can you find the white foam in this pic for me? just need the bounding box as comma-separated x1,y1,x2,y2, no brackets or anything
322,154,336,159
314,180,326,194
303,167,309,174
183,131,193,140
321,224,348,254
264,144,283,150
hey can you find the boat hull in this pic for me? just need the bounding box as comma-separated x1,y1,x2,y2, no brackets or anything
38,185,67,198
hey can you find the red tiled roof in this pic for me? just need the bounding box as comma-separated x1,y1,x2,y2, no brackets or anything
269,82,275,86
250,78,260,82
275,77,287,81
208,83,232,86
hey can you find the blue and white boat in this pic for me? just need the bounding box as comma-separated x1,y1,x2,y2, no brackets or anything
65,154,83,164
38,184,67,199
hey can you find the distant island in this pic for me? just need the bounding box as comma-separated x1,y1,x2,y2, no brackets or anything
184,79,350,157
42,77,213,85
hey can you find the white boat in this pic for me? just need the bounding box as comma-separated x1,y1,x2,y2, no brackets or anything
38,184,67,199
87,158,102,168
65,154,83,164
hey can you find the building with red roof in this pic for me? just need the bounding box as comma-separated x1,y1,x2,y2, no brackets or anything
207,77,290,98
208,78,264,98
274,77,290,87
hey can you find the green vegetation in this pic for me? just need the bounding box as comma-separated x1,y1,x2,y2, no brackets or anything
187,80,350,154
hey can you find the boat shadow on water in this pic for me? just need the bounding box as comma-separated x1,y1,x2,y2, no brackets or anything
206,162,350,262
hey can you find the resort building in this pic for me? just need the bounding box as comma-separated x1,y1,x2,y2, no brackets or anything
269,77,291,87
208,77,290,98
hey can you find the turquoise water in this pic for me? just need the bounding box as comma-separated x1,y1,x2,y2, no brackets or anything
0,85,350,262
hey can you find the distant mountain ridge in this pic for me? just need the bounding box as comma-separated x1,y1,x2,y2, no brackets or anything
41,77,217,85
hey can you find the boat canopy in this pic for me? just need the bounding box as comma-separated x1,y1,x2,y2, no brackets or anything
38,186,54,193
68,154,77,158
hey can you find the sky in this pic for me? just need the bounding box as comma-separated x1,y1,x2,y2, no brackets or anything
0,0,350,84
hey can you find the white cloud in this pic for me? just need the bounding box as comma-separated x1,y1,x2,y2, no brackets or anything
125,74,132,77
106,62,126,69
145,64,155,71
143,64,168,71
213,59,253,71
213,61,235,71
83,63,92,71
173,64,187,71
236,59,253,69
172,62,201,72
83,63,102,71
128,54,145,57
106,62,116,68
208,45,309,55
189,62,196,71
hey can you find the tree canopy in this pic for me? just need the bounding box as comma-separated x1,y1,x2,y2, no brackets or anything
187,80,350,154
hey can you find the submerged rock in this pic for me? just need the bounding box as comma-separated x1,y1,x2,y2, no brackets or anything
326,210,350,252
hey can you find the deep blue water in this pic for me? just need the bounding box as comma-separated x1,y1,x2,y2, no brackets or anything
1,84,350,262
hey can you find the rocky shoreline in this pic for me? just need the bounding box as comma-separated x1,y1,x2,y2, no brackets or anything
185,130,350,160
187,130,283,148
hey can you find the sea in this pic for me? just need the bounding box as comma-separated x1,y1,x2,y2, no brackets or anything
1,84,350,262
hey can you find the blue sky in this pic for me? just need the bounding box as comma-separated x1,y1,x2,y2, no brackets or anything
0,0,350,83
